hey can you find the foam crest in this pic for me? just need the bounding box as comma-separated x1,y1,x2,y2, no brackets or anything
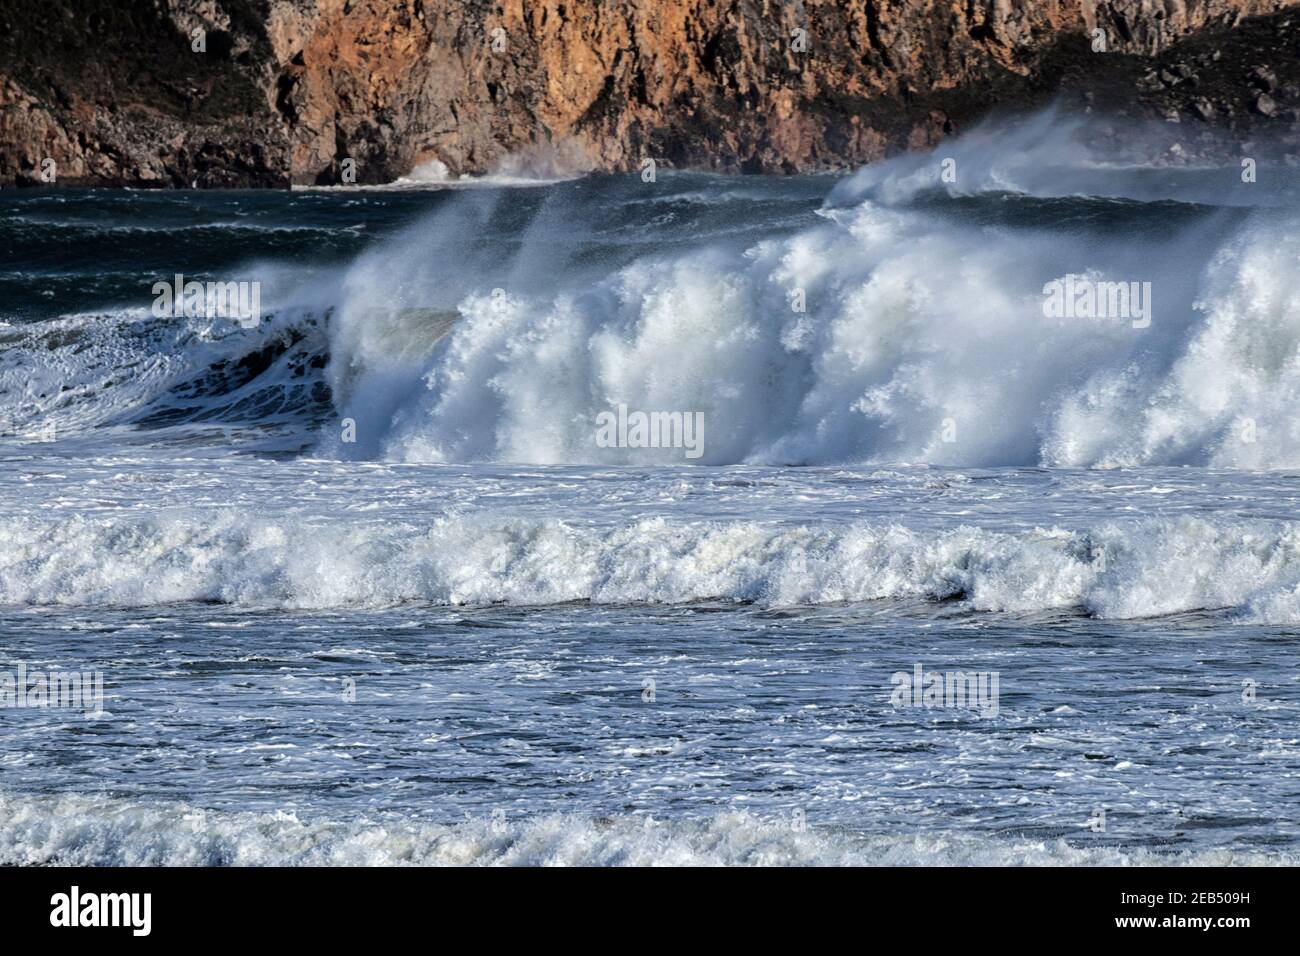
3,510,1300,621
326,160,1300,468
7,112,1300,468
0,790,1286,866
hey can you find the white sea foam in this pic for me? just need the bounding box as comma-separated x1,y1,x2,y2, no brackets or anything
316,116,1300,468
6,113,1300,468
3,510,1299,620
826,108,1289,208
0,790,1286,866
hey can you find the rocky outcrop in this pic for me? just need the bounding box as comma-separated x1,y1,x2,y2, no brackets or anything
1,0,1299,187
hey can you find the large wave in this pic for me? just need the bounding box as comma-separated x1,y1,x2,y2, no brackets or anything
6,111,1300,469
316,112,1300,468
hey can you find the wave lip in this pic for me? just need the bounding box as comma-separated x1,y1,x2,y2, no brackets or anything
1,791,1289,867
3,511,1299,622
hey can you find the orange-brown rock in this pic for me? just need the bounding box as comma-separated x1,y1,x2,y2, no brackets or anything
1,0,1298,186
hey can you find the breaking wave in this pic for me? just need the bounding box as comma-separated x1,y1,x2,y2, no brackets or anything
0,304,331,450
317,114,1300,468
5,111,1300,468
4,510,1300,621
0,790,1287,866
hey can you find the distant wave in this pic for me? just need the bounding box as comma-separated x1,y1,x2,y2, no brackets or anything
4,510,1300,622
0,790,1286,866
826,108,1296,209
299,148,590,192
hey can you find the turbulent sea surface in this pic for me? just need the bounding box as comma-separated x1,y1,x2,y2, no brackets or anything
1,115,1299,865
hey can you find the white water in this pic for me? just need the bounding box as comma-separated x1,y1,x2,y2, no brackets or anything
4,505,1300,621
1,790,1288,867
4,113,1300,866
314,116,1300,469
7,113,1299,470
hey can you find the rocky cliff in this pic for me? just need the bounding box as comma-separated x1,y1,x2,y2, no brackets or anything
1,0,1299,187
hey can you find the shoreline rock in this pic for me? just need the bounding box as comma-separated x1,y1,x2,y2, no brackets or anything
1,1,1298,188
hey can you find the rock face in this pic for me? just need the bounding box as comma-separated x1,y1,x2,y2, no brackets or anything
1,0,1299,187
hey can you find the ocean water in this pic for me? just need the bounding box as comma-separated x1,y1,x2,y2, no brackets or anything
2,113,1299,866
